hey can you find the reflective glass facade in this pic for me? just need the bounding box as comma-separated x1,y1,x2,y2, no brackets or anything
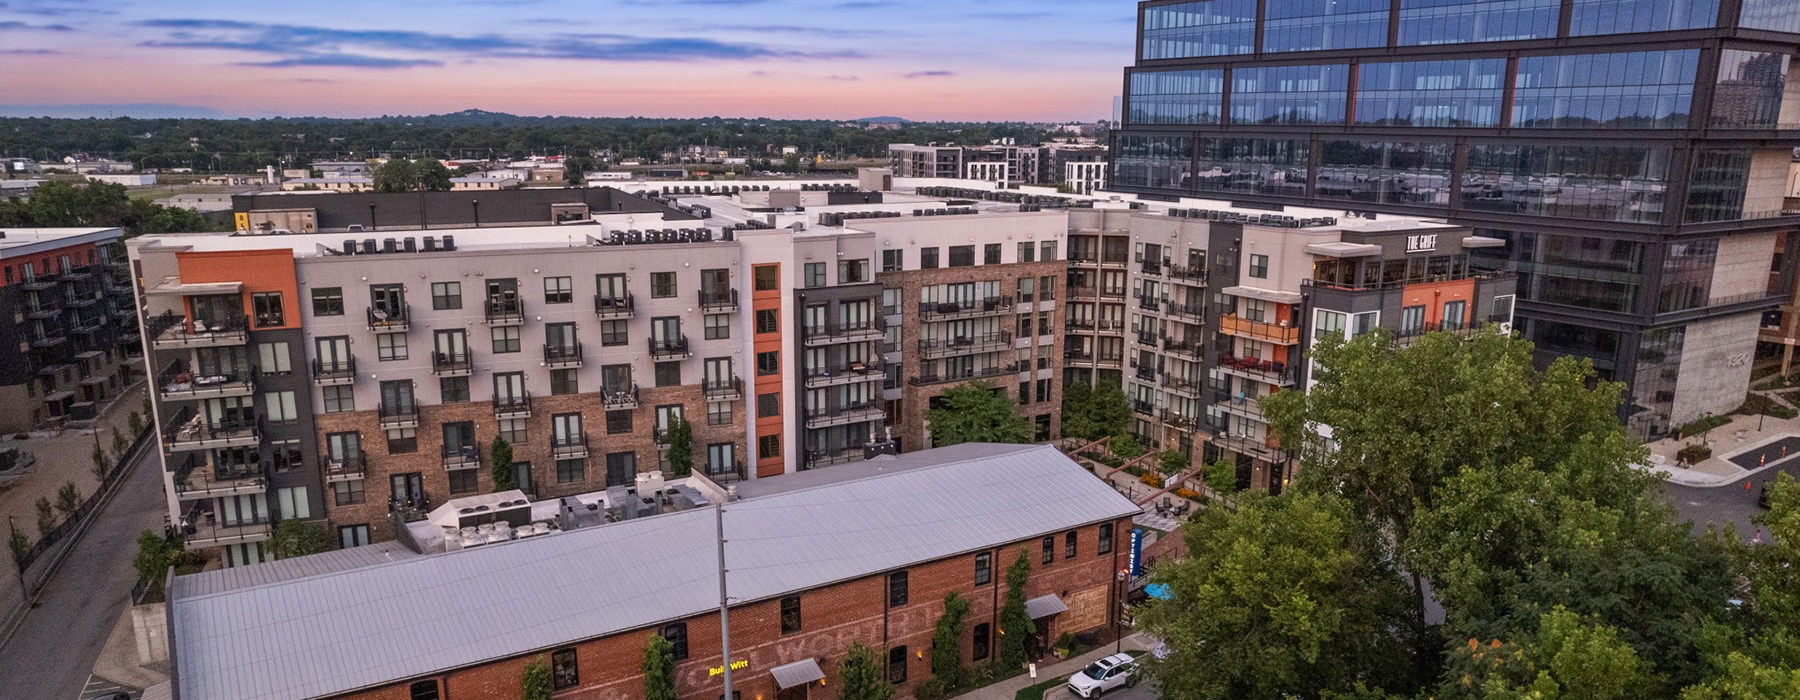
1657,240,1718,312
1316,141,1456,206
1569,0,1719,36
1463,144,1671,223
1684,149,1754,223
1263,0,1390,52
1355,59,1507,127
1129,69,1225,124
1513,50,1698,129
1712,49,1792,128
1193,138,1309,196
1742,0,1800,34
1141,0,1257,60
1229,65,1349,124
1114,135,1194,190
1397,0,1560,46
1513,232,1645,314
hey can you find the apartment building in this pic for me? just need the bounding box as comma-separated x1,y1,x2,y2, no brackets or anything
0,228,136,432
888,144,964,179
167,444,1140,700
1113,0,1800,439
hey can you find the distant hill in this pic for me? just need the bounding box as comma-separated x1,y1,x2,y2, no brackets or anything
0,103,238,119
856,116,912,123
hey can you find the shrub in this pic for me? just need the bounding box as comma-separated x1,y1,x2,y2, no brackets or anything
1158,450,1188,474
1174,487,1202,500
1139,472,1163,488
1675,414,1731,440
1677,443,1713,464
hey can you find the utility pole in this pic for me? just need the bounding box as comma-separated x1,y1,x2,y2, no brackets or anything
715,502,733,700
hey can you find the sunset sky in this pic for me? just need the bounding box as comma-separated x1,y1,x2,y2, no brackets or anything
0,0,1137,121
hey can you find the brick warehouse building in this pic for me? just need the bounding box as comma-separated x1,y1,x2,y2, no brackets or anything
165,444,1141,700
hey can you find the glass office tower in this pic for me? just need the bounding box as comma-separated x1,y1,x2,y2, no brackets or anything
1112,0,1800,438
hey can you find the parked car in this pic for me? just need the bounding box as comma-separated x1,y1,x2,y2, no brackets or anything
1067,653,1139,698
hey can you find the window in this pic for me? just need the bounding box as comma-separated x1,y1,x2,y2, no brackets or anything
1039,276,1056,300
252,292,284,327
882,249,903,272
323,386,355,413
839,259,869,284
499,418,527,444
972,623,991,661
758,393,780,418
1248,254,1269,278
440,376,469,403
887,570,908,607
888,646,908,684
949,245,975,267
651,271,677,298
607,410,633,435
271,439,302,472
551,369,578,395
708,401,732,426
431,282,461,310
1040,240,1058,261
387,427,417,454
975,552,992,585
804,262,827,288
1041,535,1055,564
257,342,292,374
757,352,780,376
759,434,780,459
449,469,478,495
409,680,439,700
1065,529,1078,559
921,247,940,269
754,264,779,291
655,361,682,387
332,480,365,506
264,391,297,424
689,315,727,344
377,333,408,361
557,458,585,483
756,309,779,334
338,524,370,548
663,623,689,660
780,595,802,634
311,287,344,316
543,276,572,304
491,326,521,353
1098,524,1116,555
601,320,628,346
984,243,1002,265
277,486,311,519
1018,242,1035,263
1400,306,1425,335
552,648,579,690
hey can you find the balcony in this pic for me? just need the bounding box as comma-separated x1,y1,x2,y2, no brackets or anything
484,298,525,326
159,367,257,402
1134,363,1156,382
804,447,866,469
1216,355,1295,387
367,305,410,333
326,451,368,483
70,314,104,334
703,460,746,484
1066,318,1096,331
494,392,532,420
25,304,60,320
64,292,100,309
595,293,636,319
183,516,271,548
700,289,739,313
389,498,431,524
442,445,482,471
1218,395,1269,423
704,377,743,402
164,418,261,453
803,319,886,347
1159,410,1200,432
1162,337,1202,359
1137,255,1168,276
1100,256,1129,269
1132,400,1157,417
59,266,94,282
1100,286,1126,299
1134,332,1159,347
918,331,1013,360
1162,374,1206,399
432,351,473,376
804,363,884,389
1069,285,1099,299
603,385,640,410
805,402,886,429
1169,265,1207,283
379,401,420,429
20,276,57,292
909,363,1021,386
544,342,583,369
151,313,249,349
918,296,1013,321
311,358,358,386
1164,302,1206,323
174,463,266,500
1219,314,1300,345
1136,294,1161,312
551,433,590,460
649,336,691,360
31,329,67,349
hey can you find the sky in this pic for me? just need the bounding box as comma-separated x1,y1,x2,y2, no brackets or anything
0,0,1138,121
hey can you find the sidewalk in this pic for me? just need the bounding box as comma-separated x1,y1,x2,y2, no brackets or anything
1644,405,1800,487
951,633,1155,700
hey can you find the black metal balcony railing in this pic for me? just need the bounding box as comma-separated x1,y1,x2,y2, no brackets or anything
311,358,357,385
803,317,887,345
1217,354,1295,385
699,289,740,312
908,362,1021,386
390,497,430,523
1132,400,1157,416
705,460,747,484
484,298,525,325
804,447,866,469
432,351,473,376
1135,365,1156,381
20,275,58,291
602,384,640,410
918,296,1013,320
1134,332,1159,346
594,293,636,318
805,402,884,427
1169,264,1207,281
649,336,690,359
1100,286,1127,298
151,313,249,347
544,342,583,368
164,417,261,449
1162,373,1207,397
918,331,1013,358
1066,318,1096,331
494,392,532,419
551,433,589,460
379,401,419,427
442,445,481,471
367,304,410,332
326,451,367,481
703,377,743,401
1160,409,1199,430
804,362,885,388
1165,302,1206,322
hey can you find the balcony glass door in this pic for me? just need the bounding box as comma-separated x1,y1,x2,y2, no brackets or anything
546,322,576,352
189,294,239,327
602,364,632,394
390,472,424,506
442,421,476,454
553,414,581,443
485,279,518,304
434,330,467,358
704,358,732,385
317,336,350,368
381,381,414,413
327,432,362,463
652,317,681,343
707,443,735,475
370,284,405,318
700,269,728,296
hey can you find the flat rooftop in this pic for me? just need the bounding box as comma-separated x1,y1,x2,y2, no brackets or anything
0,227,121,257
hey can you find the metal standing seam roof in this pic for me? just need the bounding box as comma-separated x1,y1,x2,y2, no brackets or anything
171,443,1140,700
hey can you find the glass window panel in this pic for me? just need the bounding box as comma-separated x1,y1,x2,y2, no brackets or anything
1712,50,1791,128
1113,135,1194,190
1463,143,1671,224
1262,0,1389,52
1193,138,1309,196
1141,0,1257,59
1317,141,1456,207
1398,0,1559,46
1355,59,1507,127
1741,0,1800,33
1570,0,1719,35
1230,64,1349,125
1513,50,1699,129
1128,69,1225,125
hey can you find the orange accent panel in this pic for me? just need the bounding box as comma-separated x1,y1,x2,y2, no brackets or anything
1401,279,1477,326
751,263,784,477
175,249,301,329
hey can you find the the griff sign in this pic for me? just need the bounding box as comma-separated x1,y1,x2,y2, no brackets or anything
1405,233,1439,253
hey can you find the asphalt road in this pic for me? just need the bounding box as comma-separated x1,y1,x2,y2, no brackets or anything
0,444,163,700
1663,459,1800,542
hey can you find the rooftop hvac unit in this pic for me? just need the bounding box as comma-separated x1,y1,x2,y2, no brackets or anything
422,236,438,252
635,471,666,495
403,237,418,253
441,235,456,251
361,239,377,254
342,240,356,255
383,238,398,253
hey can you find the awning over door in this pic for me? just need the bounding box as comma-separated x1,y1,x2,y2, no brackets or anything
1025,594,1069,620
771,658,826,689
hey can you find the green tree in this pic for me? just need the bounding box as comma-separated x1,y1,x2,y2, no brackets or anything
838,641,893,700
91,444,108,484
642,633,677,700
1139,491,1414,700
665,416,693,477
1679,475,1800,698
54,482,80,519
522,655,552,700
128,410,143,437
932,592,971,688
34,497,55,537
111,426,128,461
491,436,517,492
1158,450,1188,474
1110,433,1144,461
565,155,594,185
268,520,334,558
133,530,180,589
1060,381,1099,440
1202,459,1237,496
415,158,453,191
1438,608,1656,700
7,527,27,567
373,159,417,193
926,380,1032,447
999,549,1032,670
1062,382,1130,442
